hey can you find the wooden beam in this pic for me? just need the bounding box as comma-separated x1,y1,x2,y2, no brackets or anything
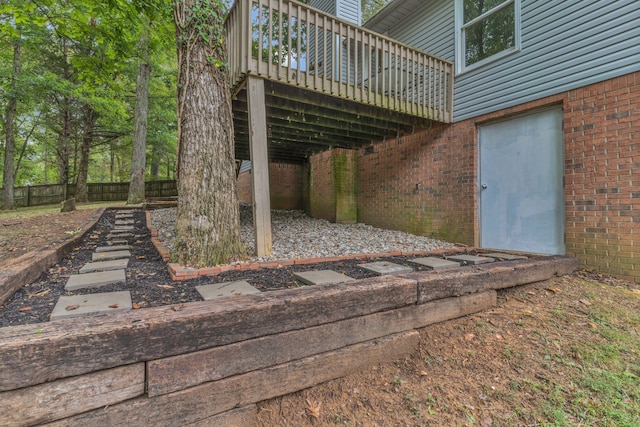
247,76,272,257
46,332,420,426
146,291,496,397
0,275,418,391
0,364,144,425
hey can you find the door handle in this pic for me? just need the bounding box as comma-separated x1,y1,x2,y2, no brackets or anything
481,184,488,190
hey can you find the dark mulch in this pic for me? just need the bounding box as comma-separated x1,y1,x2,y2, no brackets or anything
0,208,469,328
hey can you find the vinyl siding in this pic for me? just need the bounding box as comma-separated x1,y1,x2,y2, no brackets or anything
385,0,454,62
336,0,361,24
375,0,640,122
309,0,335,16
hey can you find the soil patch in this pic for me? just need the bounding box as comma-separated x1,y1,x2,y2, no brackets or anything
0,208,99,267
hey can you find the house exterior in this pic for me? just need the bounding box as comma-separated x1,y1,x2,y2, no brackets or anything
227,0,639,281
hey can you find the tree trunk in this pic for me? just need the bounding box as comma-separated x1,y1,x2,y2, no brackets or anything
2,39,21,210
150,142,161,179
57,39,72,200
172,0,245,267
127,16,151,205
75,106,98,203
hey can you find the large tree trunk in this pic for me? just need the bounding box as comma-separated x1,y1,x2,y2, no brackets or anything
172,0,245,267
127,16,151,205
2,39,21,210
75,106,98,203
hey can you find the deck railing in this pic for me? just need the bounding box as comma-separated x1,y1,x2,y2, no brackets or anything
225,0,453,122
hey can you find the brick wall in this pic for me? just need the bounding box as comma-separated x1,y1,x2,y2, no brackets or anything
564,72,639,281
309,150,337,221
357,123,477,244
309,71,638,281
236,163,305,210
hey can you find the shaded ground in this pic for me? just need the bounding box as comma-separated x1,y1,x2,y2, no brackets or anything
255,274,640,426
0,204,115,266
1,206,639,425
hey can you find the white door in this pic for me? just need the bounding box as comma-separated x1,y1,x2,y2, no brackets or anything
479,108,565,255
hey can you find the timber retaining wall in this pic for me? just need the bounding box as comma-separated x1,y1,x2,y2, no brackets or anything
0,256,578,426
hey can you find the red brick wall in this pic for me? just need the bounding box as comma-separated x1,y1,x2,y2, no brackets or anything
564,72,639,281
309,150,336,221
306,71,639,281
236,163,305,210
357,123,477,244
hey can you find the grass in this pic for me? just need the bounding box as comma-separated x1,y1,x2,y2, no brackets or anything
520,282,640,426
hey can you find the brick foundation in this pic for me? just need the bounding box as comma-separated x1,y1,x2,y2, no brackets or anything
307,71,639,282
236,163,305,210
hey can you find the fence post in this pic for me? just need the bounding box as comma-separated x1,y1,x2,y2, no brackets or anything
26,186,31,207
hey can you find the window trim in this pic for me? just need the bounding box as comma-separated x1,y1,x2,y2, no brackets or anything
454,0,521,75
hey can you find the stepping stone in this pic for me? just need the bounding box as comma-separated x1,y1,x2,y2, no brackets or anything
410,257,461,270
483,252,528,260
447,254,495,265
196,280,261,301
357,261,413,275
115,220,134,225
95,245,130,253
107,233,133,239
115,213,134,217
92,250,131,261
65,270,126,291
50,291,132,320
107,240,129,246
80,259,129,273
293,270,355,286
113,225,134,231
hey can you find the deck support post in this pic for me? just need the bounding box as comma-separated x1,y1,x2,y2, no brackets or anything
247,76,272,256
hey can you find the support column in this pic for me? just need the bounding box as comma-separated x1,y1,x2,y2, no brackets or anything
247,76,272,256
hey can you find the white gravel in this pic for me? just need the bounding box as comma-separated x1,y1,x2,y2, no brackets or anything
151,204,455,262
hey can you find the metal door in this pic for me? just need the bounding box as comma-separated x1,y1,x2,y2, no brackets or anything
479,108,565,254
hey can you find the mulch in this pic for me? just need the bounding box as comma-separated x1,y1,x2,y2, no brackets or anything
0,208,473,328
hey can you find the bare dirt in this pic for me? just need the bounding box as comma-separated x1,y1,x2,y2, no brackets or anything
1,207,639,425
0,208,99,266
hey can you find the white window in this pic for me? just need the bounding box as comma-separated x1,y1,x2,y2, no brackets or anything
455,0,521,74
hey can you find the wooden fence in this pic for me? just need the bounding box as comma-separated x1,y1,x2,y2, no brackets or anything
1,180,178,208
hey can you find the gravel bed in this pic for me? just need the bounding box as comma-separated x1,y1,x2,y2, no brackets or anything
151,203,455,262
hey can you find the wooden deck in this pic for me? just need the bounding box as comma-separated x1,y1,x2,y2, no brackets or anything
226,0,454,163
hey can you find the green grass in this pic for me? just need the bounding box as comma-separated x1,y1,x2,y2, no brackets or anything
523,284,640,426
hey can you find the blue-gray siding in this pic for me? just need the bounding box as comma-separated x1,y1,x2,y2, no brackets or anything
375,0,640,122
336,0,361,24
309,0,335,16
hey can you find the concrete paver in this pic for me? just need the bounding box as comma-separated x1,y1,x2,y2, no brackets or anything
107,240,129,246
106,233,133,239
79,259,129,273
293,270,355,286
65,269,126,291
91,250,131,261
112,225,134,231
196,280,261,300
483,252,528,260
410,257,461,270
115,220,134,226
357,261,413,275
50,291,132,320
447,254,495,265
95,245,130,253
